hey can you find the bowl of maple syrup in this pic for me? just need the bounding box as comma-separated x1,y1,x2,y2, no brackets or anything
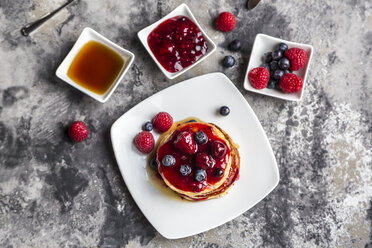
56,27,135,103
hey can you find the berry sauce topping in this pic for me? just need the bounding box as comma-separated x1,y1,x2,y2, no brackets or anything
157,123,230,193
147,15,208,73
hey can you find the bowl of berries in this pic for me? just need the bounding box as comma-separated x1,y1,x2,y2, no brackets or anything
244,34,313,101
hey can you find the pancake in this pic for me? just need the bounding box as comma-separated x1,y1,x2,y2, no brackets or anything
179,124,240,201
155,118,240,201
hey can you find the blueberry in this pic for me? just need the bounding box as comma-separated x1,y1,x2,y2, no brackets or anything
270,60,278,71
278,42,288,51
162,155,175,167
179,165,192,176
194,130,208,144
222,56,235,67
264,52,273,63
194,169,207,182
272,50,283,61
262,63,270,72
275,81,281,91
278,57,290,70
142,121,153,131
150,158,158,170
214,168,224,177
229,39,241,51
273,69,285,79
186,119,197,123
219,106,230,116
267,79,277,89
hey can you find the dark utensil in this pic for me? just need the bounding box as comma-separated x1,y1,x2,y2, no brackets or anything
246,0,261,10
21,0,76,36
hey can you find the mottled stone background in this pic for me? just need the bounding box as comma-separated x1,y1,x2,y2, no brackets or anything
0,0,371,247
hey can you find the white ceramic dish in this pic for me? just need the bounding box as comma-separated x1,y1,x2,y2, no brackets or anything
137,3,217,80
56,27,135,103
244,33,313,101
111,72,279,239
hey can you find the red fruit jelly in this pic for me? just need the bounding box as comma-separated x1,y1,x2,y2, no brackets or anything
147,15,208,73
157,123,230,193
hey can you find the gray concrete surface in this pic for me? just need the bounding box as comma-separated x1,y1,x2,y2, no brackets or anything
0,0,371,247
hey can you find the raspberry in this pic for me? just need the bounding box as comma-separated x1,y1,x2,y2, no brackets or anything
215,12,236,32
134,131,155,154
153,112,173,132
174,131,197,154
68,121,89,142
284,48,308,71
248,67,270,89
279,73,303,93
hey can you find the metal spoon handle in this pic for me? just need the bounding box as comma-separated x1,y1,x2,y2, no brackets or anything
21,0,75,36
247,0,261,10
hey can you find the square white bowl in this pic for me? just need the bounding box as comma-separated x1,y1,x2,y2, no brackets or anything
111,72,279,239
56,27,135,103
137,3,217,80
243,33,314,101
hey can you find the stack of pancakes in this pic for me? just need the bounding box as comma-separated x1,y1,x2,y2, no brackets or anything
155,118,240,201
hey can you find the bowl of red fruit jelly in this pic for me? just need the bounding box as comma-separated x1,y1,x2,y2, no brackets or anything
138,4,216,79
148,15,208,73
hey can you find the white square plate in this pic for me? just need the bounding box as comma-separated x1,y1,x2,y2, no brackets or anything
111,72,279,239
244,33,314,101
137,3,217,80
56,27,135,103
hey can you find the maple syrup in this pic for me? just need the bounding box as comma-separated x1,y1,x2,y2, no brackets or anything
67,40,124,95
